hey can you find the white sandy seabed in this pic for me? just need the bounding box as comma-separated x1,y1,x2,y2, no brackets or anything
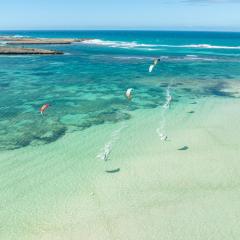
1,96,240,240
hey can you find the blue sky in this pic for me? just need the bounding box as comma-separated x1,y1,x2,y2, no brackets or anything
0,0,240,30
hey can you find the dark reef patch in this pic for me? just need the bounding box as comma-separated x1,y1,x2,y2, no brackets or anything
13,137,32,150
32,72,55,76
0,82,10,88
159,83,169,87
174,82,184,86
143,103,159,109
182,88,192,92
78,121,92,130
204,82,237,98
94,111,131,124
34,126,67,144
89,118,105,126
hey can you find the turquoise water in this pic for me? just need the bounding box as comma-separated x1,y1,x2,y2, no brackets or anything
0,31,240,150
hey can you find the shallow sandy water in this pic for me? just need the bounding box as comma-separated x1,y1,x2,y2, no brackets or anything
1,96,240,239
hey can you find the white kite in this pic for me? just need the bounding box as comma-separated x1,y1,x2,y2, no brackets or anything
149,64,154,73
125,88,133,100
149,58,160,73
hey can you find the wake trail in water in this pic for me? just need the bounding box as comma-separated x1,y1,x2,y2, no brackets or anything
97,123,127,161
156,86,173,141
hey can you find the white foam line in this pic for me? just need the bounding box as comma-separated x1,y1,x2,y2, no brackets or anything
81,39,158,49
158,44,240,50
113,56,150,60
163,87,172,109
79,38,240,52
97,123,127,161
156,86,172,141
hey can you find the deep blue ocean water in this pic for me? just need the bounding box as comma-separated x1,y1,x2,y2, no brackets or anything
0,31,240,150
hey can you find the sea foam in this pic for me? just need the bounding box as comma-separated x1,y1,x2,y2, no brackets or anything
81,39,240,50
158,44,240,49
81,39,157,49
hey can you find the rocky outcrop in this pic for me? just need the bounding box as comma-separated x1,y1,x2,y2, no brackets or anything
0,37,89,45
0,46,63,55
0,36,91,55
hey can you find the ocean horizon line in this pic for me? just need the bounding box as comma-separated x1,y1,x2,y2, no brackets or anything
1,29,240,33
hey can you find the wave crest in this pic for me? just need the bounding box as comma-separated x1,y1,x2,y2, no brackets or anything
160,44,240,49
181,44,240,49
81,39,157,49
81,39,240,51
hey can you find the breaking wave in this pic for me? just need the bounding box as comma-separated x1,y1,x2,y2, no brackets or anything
181,44,240,49
159,44,240,49
81,39,240,50
13,35,30,38
81,39,157,49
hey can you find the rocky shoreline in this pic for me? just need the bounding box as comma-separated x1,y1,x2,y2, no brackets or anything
0,36,89,54
0,37,88,45
0,46,63,55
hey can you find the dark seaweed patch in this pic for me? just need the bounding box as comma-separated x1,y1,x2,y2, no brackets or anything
89,118,105,126
174,82,184,86
159,83,169,87
13,138,32,150
94,111,131,124
148,88,164,94
1,132,33,150
0,82,10,88
127,105,139,111
182,88,192,92
0,108,20,119
78,122,92,130
33,72,55,76
143,103,158,109
35,127,67,144
204,82,237,98
222,75,234,79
